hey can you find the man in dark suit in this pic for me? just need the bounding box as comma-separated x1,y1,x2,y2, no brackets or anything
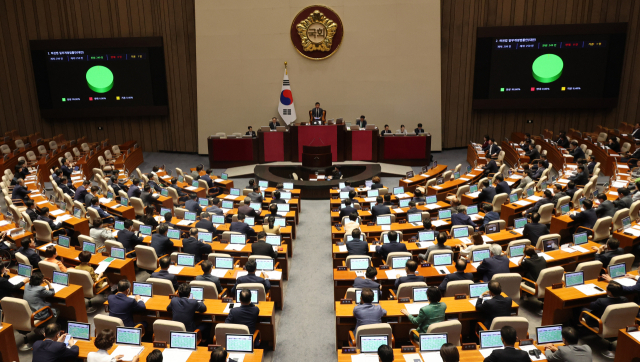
394,260,425,290
310,102,324,123
631,123,640,139
476,281,514,328
247,186,263,203
60,158,74,179
550,184,566,206
569,141,585,161
406,201,421,214
593,237,624,268
477,179,496,204
356,115,367,128
150,256,179,290
11,178,31,202
346,229,368,256
596,193,616,218
354,267,381,290
32,323,80,361
484,139,501,158
380,124,392,136
451,205,477,228
84,185,99,207
196,260,223,294
110,175,125,195
375,230,407,261
556,131,570,148
17,238,41,267
167,283,208,337
354,288,388,332
150,224,174,257
482,326,530,362
341,181,355,192
24,199,39,223
525,190,553,217
414,123,425,135
147,173,163,192
226,289,260,336
621,140,640,165
140,184,155,207
199,169,214,189
238,197,257,218
523,212,549,247
182,228,212,263
340,199,358,219
372,196,391,218
613,188,633,210
231,259,270,296
525,143,540,162
108,280,147,327
195,212,218,235
479,204,500,232
268,117,281,130
493,174,510,196
270,191,287,204
128,178,142,198
568,165,588,186
206,198,224,216
59,177,74,196
383,193,393,206
531,160,546,181
439,259,473,293
476,244,509,282
246,126,257,137
118,219,144,253
570,199,597,232
565,181,578,199
251,232,278,259
185,193,203,216
580,282,627,328
230,213,257,237
89,197,115,224
52,169,62,185
520,133,533,150
37,207,67,236
170,178,189,202
482,159,499,175
587,155,597,175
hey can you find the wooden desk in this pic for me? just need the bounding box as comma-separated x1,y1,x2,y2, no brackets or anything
501,141,529,166
29,194,91,236
335,297,518,347
330,202,452,225
76,340,264,361
398,164,448,193
614,329,640,362
106,296,277,350
0,214,34,243
428,170,484,202
330,193,414,211
14,280,88,323
467,144,487,166
0,323,20,362
337,345,544,362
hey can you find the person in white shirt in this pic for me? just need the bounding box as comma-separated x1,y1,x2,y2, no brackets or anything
87,329,140,362
395,124,408,135
89,218,115,249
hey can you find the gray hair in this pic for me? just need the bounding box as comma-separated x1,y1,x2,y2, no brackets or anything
490,244,502,256
457,205,467,213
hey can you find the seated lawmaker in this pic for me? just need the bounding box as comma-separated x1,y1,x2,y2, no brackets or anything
150,224,174,257
356,115,367,128
372,196,390,218
570,199,597,233
341,181,355,192
525,143,539,161
476,244,509,282
270,191,286,204
475,281,513,327
118,219,144,253
519,245,546,287
11,178,32,203
269,117,280,130
346,229,368,256
524,189,553,217
484,139,501,157
231,259,270,296
251,232,278,259
108,280,147,327
246,126,256,137
354,267,381,290
394,260,425,290
481,326,529,362
479,204,500,231
229,213,257,237
556,131,570,148
592,237,623,269
580,282,627,328
477,179,496,204
196,261,223,294
344,212,361,236
182,228,212,263
396,125,407,135
226,289,261,337
621,140,640,165
380,124,392,136
520,133,534,151
451,205,477,229
400,286,446,334
568,141,585,160
608,137,621,153
353,288,387,332
494,174,510,195
414,123,425,135
167,283,208,339
531,160,546,180
482,159,499,175
371,176,383,190
587,155,597,175
439,259,472,293
568,165,588,186
418,232,451,262
150,256,178,290
375,230,407,260
310,102,324,122
32,323,79,361
542,327,592,362
523,212,548,247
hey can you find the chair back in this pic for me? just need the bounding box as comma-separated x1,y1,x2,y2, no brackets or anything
456,185,470,199
487,219,506,231
27,151,36,161
38,145,47,155
396,282,428,299
86,208,101,225
68,269,96,298
214,324,249,348
426,249,453,264
94,315,124,336
555,196,570,211
345,255,372,270
63,194,74,213
33,220,54,243
490,317,529,340
534,266,564,299
74,201,87,218
427,321,462,346
385,252,412,266
153,320,186,342
73,147,81,157
609,254,635,271
105,240,124,254
377,214,396,223
597,132,608,143
591,217,612,243
511,188,523,199
112,145,122,156
130,197,145,217
491,273,523,304
221,231,243,243
612,209,630,230
355,323,392,350
621,142,631,154
506,239,531,256
15,252,31,266
174,207,187,219
535,233,561,250
81,143,90,152
600,303,640,338
189,280,220,299
571,189,584,208
535,176,548,191
442,171,452,182
38,260,61,280
236,283,267,301
629,200,640,222
575,261,603,281
492,193,508,213
538,203,554,224
15,139,24,148
184,175,194,184
167,187,182,206
147,277,175,295
119,190,128,200
135,245,160,271
444,280,474,297
1,297,36,331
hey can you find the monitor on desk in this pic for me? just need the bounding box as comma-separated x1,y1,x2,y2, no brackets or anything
106,191,114,200
485,223,499,234
466,166,472,173
365,180,373,188
536,325,563,345
189,287,204,301
259,180,268,188
472,249,491,263
170,331,198,351
420,333,448,352
167,229,181,239
355,289,379,304
407,213,422,223
256,258,274,271
230,188,240,196
339,182,346,189
391,256,410,269
177,254,195,267
433,253,452,266
573,232,588,246
469,184,478,193
283,182,294,190
57,235,70,248
222,201,234,209
479,330,503,349
131,282,153,298
438,209,452,220
82,241,96,254
565,271,584,287
393,187,404,195
249,202,262,212
211,215,225,224
73,207,82,218
114,221,125,230
265,235,282,246
198,232,213,242
560,203,571,215
273,217,287,227
419,231,435,242
17,263,32,277
399,199,410,208
184,212,196,221
199,198,209,207
526,188,534,197
453,172,460,180
609,263,626,279
226,334,254,354
339,192,349,199
452,227,469,238
68,321,91,341
367,189,379,197
349,258,370,271
116,327,142,346
192,181,199,188
160,208,172,216
622,216,631,229
509,193,518,203
466,204,478,215
412,287,429,302
426,195,437,204
245,217,255,226
376,216,391,225
543,238,559,252
221,173,228,180
360,335,389,354
139,225,152,236
52,271,69,287
280,192,292,200
111,247,125,260
214,257,233,269
178,175,184,183
514,217,527,229
509,244,526,258
160,189,168,197
230,234,246,245
275,204,290,213
469,283,489,298
235,289,259,304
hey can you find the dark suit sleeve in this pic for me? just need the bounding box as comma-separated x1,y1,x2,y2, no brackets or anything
263,278,271,292
476,262,489,281
215,279,223,293
269,245,277,259
196,301,207,313
483,349,499,362
225,309,235,323
62,344,80,359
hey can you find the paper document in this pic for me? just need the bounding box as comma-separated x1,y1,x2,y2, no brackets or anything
236,271,248,278
572,245,589,253
393,208,404,213
161,348,193,362
369,245,377,252
479,348,504,358
557,179,570,184
228,354,246,362
185,186,197,191
50,209,65,216
396,193,410,199
0,221,8,227
380,225,391,231
416,241,434,248
506,181,515,186
433,186,442,190
419,352,443,362
608,191,619,196
337,245,347,253
560,246,578,253
404,302,429,315
154,216,163,222
111,346,144,361
623,228,640,237
509,257,522,265
519,345,547,360
612,181,628,188
38,242,55,251
470,214,482,221
537,253,554,261
277,212,288,217
99,198,112,204
214,178,224,182
459,177,470,182
51,284,67,294
481,235,493,242
263,271,282,280
94,261,113,274
385,270,406,279
432,220,448,227
425,204,440,210
459,237,472,245
167,265,184,274
210,269,229,278
510,175,523,179
225,244,244,251
36,201,49,205
574,283,605,296
403,353,425,362
515,200,531,206
351,355,379,362
471,262,481,269
618,165,629,169
513,227,524,234
224,195,237,200
177,220,192,226
56,214,72,222
628,331,640,343
467,191,481,198
613,278,637,287
528,196,542,202
8,275,25,285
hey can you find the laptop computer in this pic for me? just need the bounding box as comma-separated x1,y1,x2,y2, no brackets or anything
116,327,142,346
283,182,293,190
376,215,391,226
177,254,195,267
453,172,460,180
170,331,198,350
452,227,469,239
73,207,82,218
273,218,287,227
573,232,588,246
393,187,404,195
121,198,129,206
438,209,452,220
485,223,499,234
249,202,262,211
433,253,452,267
214,257,234,269
479,330,504,351
139,225,152,236
226,334,254,354
199,198,209,207
349,258,370,277
265,235,282,246
57,235,70,248
608,263,626,279
407,213,422,225
280,192,292,200
543,238,559,252
235,289,259,304
229,188,240,196
198,232,213,242
472,249,491,263
526,188,534,197
391,256,410,269
189,287,204,301
160,207,172,217
167,229,181,239
469,283,489,299
419,333,448,353
114,221,125,231
365,180,373,188
111,247,125,260
229,234,246,245
221,200,234,210
339,192,349,199
367,189,379,197
51,271,69,293
360,335,389,354
192,181,199,188
211,215,225,225
469,184,478,194
426,195,437,204
622,216,632,230
67,321,91,341
130,282,153,303
565,271,584,287
221,173,228,180
9,263,32,285
467,204,478,216
509,244,526,258
161,189,169,197
82,241,96,254
513,217,527,231
276,204,290,212
355,289,380,304
184,212,197,221
559,203,571,215
259,180,268,188
399,199,411,208
412,287,429,302
509,193,518,203
536,325,563,345
255,258,275,271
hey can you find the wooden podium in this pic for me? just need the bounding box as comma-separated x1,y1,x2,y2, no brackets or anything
302,145,332,168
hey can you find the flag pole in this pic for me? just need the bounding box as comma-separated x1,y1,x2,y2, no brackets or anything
284,61,287,75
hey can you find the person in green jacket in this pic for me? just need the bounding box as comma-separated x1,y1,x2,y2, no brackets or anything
400,286,446,337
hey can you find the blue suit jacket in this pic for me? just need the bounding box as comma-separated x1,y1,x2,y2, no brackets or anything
480,211,500,231
346,239,369,256
353,303,387,331
230,221,256,237
127,185,141,198
90,204,111,218
477,186,496,204
569,208,598,229
167,297,207,331
150,233,174,257
107,293,146,327
185,199,202,215
495,181,510,195
33,339,79,362
353,278,381,290
372,205,391,218
588,296,628,318
375,241,407,261
117,229,144,252
225,303,260,334
339,206,358,219
232,273,271,296
451,213,476,228
476,255,510,282
150,269,178,290
439,271,473,292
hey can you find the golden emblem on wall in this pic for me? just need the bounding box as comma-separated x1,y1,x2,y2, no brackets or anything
290,5,344,60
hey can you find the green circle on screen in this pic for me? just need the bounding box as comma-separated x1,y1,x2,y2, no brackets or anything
86,65,114,93
532,54,563,83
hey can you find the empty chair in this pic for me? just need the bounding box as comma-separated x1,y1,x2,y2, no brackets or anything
575,261,603,281
15,252,31,266
49,140,58,151
37,145,47,156
135,245,163,272
68,269,109,310
579,302,639,358
587,217,612,243
130,197,145,218
112,145,122,157
1,297,53,349
14,139,24,148
520,266,564,300
349,323,393,349
491,273,523,304
443,280,474,297
384,251,412,266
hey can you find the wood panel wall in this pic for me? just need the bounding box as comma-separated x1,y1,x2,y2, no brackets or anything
0,0,197,152
441,0,640,149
